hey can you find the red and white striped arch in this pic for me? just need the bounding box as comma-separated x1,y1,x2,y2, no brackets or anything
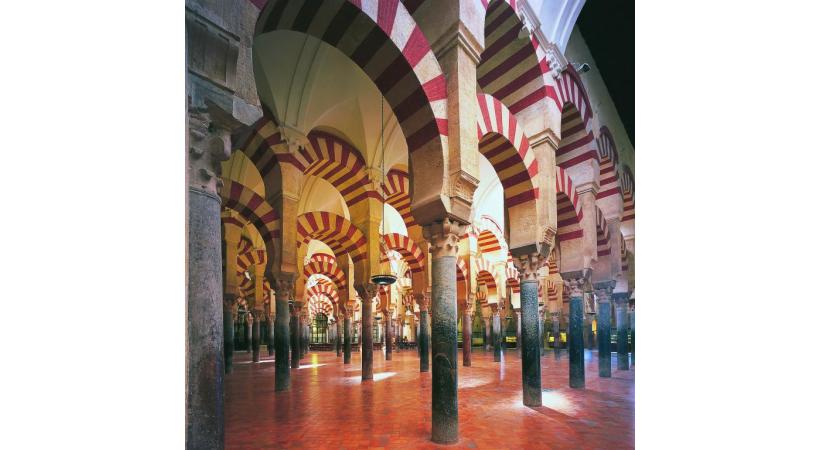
308,294,334,319
547,249,559,275
555,167,583,242
477,0,561,115
474,257,498,291
380,233,425,273
546,279,559,303
478,230,503,254
307,279,340,304
555,65,598,171
222,215,246,237
477,215,507,255
621,167,635,222
382,165,415,227
476,93,539,208
505,265,520,293
595,208,611,257
235,127,377,208
303,252,347,289
296,211,367,263
456,255,468,283
620,233,629,273
221,179,281,245
239,274,255,299
301,131,377,206
596,126,621,200
254,0,448,158
237,243,266,273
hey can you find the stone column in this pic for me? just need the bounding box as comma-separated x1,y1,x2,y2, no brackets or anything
483,317,491,352
385,312,393,361
336,319,343,357
223,298,235,373
567,278,586,389
595,284,613,377
301,311,309,358
344,311,352,364
394,319,400,350
274,276,293,391
462,297,474,367
630,305,635,366
186,105,235,449
289,303,300,369
492,305,502,362
424,219,464,444
417,292,431,372
267,311,274,357
515,253,544,407
243,315,251,353
538,308,546,355
514,309,522,354
551,312,561,360
250,312,260,363
358,286,376,381
614,293,630,370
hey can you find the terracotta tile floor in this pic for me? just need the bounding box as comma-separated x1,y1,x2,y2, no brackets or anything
226,347,634,449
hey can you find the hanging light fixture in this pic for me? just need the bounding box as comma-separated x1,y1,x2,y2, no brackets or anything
371,94,397,286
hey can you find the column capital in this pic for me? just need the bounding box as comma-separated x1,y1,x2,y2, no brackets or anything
423,218,467,259
612,292,630,305
188,101,242,196
415,292,431,312
513,252,546,282
464,299,476,316
273,272,296,299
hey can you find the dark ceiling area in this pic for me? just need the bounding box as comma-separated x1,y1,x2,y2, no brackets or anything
577,0,634,145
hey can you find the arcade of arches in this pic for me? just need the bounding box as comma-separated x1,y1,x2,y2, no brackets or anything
186,0,635,448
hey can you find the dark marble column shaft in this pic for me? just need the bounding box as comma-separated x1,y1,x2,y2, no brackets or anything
223,300,234,374
462,312,472,366
251,315,260,362
615,297,629,370
274,290,291,391
483,318,491,351
520,279,542,406
344,316,352,364
267,315,274,357
301,319,308,358
569,293,585,389
419,309,430,372
243,318,251,353
336,320,343,357
597,299,612,377
290,308,300,368
493,312,502,362
430,254,458,444
552,315,561,360
186,187,224,450
385,315,393,361
361,292,374,380
515,311,522,353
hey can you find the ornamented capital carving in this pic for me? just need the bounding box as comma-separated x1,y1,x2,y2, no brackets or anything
423,218,466,259
189,107,234,196
277,123,309,155
273,273,296,301
464,299,475,316
514,252,545,282
542,226,557,255
449,170,480,216
415,292,430,312
566,278,584,298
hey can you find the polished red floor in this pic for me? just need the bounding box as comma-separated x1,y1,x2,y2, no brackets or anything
225,346,634,449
